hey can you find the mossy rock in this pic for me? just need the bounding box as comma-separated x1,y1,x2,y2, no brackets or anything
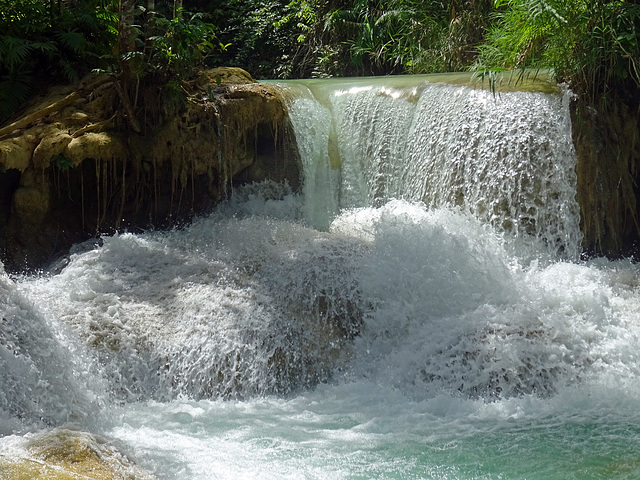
0,427,156,480
201,67,256,85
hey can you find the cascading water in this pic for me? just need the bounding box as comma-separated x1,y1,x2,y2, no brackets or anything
3,75,640,479
281,76,582,261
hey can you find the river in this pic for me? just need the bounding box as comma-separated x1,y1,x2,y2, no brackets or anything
2,75,640,479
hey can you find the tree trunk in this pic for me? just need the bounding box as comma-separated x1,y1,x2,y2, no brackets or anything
118,0,140,132
119,0,136,56
144,0,156,57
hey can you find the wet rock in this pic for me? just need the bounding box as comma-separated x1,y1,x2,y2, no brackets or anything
0,68,301,272
0,427,155,480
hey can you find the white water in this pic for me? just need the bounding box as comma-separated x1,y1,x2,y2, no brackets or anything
280,76,581,262
3,77,640,479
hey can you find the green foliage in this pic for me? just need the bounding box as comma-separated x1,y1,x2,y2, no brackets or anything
203,0,488,78
274,0,452,77
0,0,221,125
3,0,634,112
83,4,224,126
0,71,33,121
329,3,410,75
0,0,119,122
272,0,348,77
475,0,640,101
444,0,494,70
200,0,301,78
147,9,218,81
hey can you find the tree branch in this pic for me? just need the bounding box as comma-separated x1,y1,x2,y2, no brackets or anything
0,76,112,140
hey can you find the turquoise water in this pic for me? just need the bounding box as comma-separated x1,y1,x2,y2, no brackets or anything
107,380,640,479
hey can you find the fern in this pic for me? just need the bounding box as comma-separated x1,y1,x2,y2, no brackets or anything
0,0,123,125
56,30,89,54
523,0,567,24
477,0,639,103
0,35,57,76
0,36,32,73
0,72,32,122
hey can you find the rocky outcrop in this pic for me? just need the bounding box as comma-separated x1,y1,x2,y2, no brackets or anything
0,68,301,271
572,97,640,257
0,427,155,479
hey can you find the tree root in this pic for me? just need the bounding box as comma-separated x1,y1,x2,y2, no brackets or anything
71,114,118,138
0,76,112,140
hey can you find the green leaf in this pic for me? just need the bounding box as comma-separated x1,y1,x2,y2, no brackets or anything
56,30,88,53
52,154,73,170
0,72,32,122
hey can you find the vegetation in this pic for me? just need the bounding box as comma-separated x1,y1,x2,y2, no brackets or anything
0,0,116,121
3,0,637,116
0,0,221,125
205,0,484,78
475,0,639,102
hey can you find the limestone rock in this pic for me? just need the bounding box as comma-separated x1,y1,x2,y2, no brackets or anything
33,132,73,169
0,69,301,272
64,132,125,165
202,67,256,85
217,83,302,187
13,186,49,225
0,135,38,171
0,427,156,480
66,110,91,127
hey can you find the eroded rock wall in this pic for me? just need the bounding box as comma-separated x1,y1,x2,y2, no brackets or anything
572,97,640,257
0,69,301,272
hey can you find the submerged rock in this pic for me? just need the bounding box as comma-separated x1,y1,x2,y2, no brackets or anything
20,205,366,402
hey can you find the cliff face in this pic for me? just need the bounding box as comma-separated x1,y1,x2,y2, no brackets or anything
0,68,301,272
572,97,640,258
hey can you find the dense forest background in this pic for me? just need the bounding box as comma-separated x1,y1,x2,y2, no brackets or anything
1,0,638,122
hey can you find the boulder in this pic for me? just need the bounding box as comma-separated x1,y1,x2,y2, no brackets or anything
0,135,38,171
0,427,155,480
64,132,125,166
201,67,257,85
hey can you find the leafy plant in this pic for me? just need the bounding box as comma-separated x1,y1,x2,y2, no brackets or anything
185,0,492,78
147,9,218,81
0,0,118,123
268,0,452,77
52,154,73,171
475,0,640,101
211,0,302,78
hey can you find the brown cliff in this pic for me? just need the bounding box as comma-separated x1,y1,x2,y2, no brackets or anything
0,68,301,272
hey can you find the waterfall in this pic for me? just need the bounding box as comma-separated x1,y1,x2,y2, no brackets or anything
0,265,105,432
4,76,640,480
277,76,582,260
1,76,586,410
